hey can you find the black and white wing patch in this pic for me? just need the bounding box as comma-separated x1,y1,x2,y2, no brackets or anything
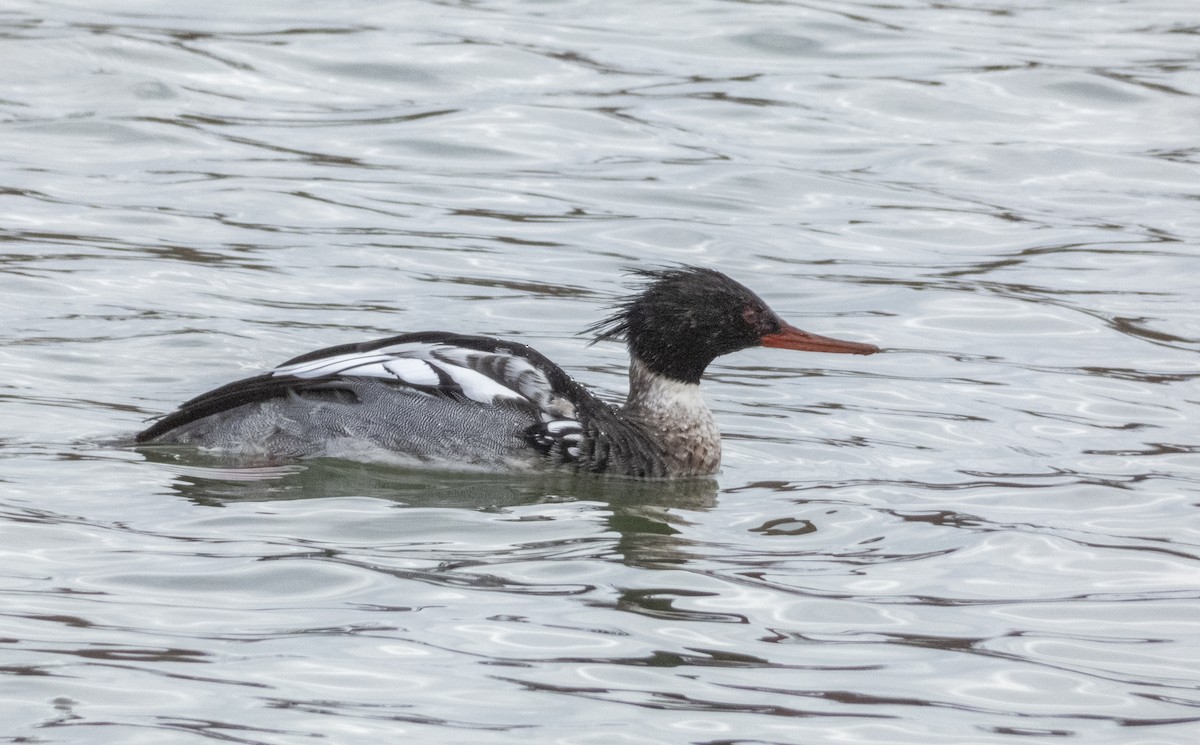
137,332,592,447
271,336,581,414
271,348,523,406
525,416,587,465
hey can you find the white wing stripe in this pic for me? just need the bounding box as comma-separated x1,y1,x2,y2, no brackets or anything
383,358,440,386
274,352,397,378
437,362,522,403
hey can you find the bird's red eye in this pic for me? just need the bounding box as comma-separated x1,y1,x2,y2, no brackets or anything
742,305,769,333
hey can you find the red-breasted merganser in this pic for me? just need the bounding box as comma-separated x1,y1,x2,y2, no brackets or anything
137,266,879,478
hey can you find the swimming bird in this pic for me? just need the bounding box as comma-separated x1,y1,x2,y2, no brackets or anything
137,266,879,477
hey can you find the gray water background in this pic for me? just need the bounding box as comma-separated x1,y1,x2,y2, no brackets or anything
2,1,1199,743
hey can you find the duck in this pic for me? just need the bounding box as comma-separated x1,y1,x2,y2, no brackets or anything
136,266,879,478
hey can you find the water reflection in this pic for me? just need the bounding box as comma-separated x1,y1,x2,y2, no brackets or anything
139,449,718,571
141,450,714,508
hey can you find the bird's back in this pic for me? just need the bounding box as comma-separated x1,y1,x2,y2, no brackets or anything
138,332,603,471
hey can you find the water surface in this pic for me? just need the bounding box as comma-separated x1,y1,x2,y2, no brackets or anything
2,1,1199,743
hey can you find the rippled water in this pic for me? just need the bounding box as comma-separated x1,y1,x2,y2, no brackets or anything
3,1,1199,742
